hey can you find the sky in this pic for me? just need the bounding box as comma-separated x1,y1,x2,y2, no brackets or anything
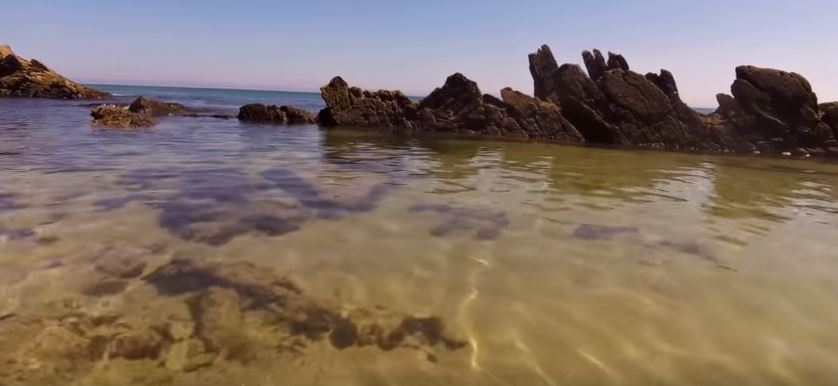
4,0,838,107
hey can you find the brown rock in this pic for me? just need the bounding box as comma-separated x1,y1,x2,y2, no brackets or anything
110,328,165,360
90,106,155,128
318,76,418,128
0,44,108,99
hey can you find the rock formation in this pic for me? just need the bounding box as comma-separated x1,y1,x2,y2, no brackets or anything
0,44,107,99
238,103,318,124
318,43,838,157
710,66,838,154
318,73,585,142
90,106,156,128
90,96,189,128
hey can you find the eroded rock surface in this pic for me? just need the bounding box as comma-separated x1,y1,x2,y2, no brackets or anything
0,44,107,99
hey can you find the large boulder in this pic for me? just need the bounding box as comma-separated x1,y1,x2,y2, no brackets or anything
0,44,108,99
727,66,835,150
238,103,317,124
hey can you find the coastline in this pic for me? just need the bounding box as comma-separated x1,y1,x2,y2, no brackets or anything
3,42,838,159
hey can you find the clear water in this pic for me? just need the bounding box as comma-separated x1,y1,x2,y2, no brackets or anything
1,89,838,386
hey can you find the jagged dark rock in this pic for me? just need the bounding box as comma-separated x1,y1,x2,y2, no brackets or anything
0,44,108,99
528,45,560,101
238,104,317,124
582,49,608,80
607,52,630,72
318,76,417,128
316,43,837,156
318,73,584,142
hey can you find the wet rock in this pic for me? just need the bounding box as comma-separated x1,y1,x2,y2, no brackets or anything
573,224,639,241
81,280,129,297
329,317,359,350
410,203,509,240
145,258,467,358
0,44,108,99
90,106,155,128
128,96,187,117
164,338,216,372
110,328,165,360
191,287,256,362
95,257,146,279
238,103,317,124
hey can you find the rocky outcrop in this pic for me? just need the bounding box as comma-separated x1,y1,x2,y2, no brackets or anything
318,73,585,142
711,66,837,154
317,43,838,156
237,103,317,124
0,44,107,99
90,106,156,128
90,96,189,128
529,47,724,151
318,76,418,128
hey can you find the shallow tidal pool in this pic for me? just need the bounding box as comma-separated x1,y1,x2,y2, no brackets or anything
1,99,838,385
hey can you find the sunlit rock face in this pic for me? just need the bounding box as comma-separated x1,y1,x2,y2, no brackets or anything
0,44,108,99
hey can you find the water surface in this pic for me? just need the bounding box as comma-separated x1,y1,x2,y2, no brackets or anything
1,90,837,385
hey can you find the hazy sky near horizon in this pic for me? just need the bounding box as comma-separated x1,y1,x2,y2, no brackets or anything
4,0,838,107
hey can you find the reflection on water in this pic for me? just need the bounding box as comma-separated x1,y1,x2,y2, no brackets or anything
1,99,838,385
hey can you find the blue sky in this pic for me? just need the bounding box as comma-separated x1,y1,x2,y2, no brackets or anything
5,0,838,106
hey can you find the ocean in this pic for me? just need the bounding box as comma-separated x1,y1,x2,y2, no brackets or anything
1,86,837,386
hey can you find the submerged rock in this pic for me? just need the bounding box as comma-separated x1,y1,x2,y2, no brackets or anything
238,103,318,124
144,258,467,354
0,44,108,99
